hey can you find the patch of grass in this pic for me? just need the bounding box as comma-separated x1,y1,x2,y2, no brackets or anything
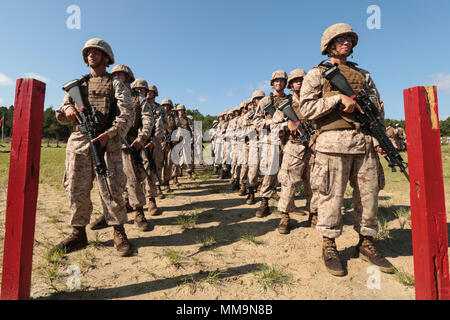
166,193,176,199
394,268,415,287
157,248,183,268
177,275,202,294
89,233,103,249
176,213,198,229
199,235,218,249
375,218,391,242
394,208,411,229
253,263,293,292
241,233,265,245
296,183,305,196
76,250,96,269
271,207,280,215
205,269,226,286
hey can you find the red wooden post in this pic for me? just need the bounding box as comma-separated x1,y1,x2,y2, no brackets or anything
1,79,45,300
403,85,450,300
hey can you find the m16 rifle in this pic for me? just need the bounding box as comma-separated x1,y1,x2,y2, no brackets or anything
62,78,114,200
122,136,152,180
321,62,409,181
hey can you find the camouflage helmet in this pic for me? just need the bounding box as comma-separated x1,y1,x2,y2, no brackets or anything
176,104,186,111
131,78,149,90
233,106,241,112
321,23,358,55
161,98,173,107
287,69,307,89
82,38,114,66
226,109,233,115
187,115,194,120
251,90,266,100
111,64,135,83
148,84,159,96
270,70,288,86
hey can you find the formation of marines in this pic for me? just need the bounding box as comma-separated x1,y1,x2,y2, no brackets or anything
53,22,399,277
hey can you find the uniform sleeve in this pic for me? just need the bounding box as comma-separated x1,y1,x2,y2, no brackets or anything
135,96,155,145
104,79,134,139
55,93,74,125
299,68,341,121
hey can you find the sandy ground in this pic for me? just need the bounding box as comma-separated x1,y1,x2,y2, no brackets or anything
0,167,423,300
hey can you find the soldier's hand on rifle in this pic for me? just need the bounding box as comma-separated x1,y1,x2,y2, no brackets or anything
287,120,298,135
65,105,82,124
145,142,153,151
375,145,387,156
91,132,109,149
131,140,143,151
340,95,364,114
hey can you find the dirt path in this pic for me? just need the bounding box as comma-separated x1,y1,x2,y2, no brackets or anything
2,170,418,300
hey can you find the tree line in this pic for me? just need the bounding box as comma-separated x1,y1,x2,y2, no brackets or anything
1,106,449,142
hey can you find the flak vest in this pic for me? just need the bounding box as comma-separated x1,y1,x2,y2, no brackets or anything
179,116,191,132
386,126,395,138
167,113,177,133
74,73,118,134
126,91,143,142
316,63,366,131
271,94,290,149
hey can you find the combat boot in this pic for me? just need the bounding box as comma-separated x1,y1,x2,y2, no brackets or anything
238,184,247,196
308,212,318,228
90,215,109,230
322,237,345,276
157,185,165,199
232,179,240,191
246,187,255,205
220,169,227,180
270,192,280,201
134,207,152,231
113,225,132,257
173,177,180,187
213,166,218,174
256,197,271,218
289,206,307,216
148,198,161,216
278,212,291,234
356,235,394,273
53,226,88,254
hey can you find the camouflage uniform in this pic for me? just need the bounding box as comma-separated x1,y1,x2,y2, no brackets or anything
56,74,134,227
122,90,154,210
299,63,385,239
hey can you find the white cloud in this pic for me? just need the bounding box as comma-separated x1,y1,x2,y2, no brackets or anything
23,73,49,83
197,97,207,103
428,73,450,94
186,88,195,95
0,73,14,86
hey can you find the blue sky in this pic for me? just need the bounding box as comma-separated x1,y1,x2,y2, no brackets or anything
1,0,450,120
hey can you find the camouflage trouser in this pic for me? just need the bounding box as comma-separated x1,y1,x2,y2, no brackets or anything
63,150,128,227
163,145,175,185
312,151,384,239
259,142,280,198
277,142,307,213
142,148,159,198
151,137,165,185
239,142,249,186
303,148,318,213
122,150,147,209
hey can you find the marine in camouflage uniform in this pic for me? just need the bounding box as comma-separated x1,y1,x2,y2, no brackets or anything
244,91,265,204
174,104,194,178
54,38,134,256
161,98,177,191
394,124,406,151
273,69,309,234
386,123,396,148
299,23,394,276
228,106,241,189
219,110,231,179
236,100,251,196
145,84,167,200
90,66,155,231
253,71,289,218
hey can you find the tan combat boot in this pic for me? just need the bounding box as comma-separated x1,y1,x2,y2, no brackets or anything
322,237,345,276
157,185,165,199
148,198,161,216
113,225,132,257
270,192,280,201
246,187,255,205
308,212,318,227
356,235,394,273
256,197,271,218
238,184,247,196
53,226,88,254
90,215,109,230
134,207,152,231
278,212,291,234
